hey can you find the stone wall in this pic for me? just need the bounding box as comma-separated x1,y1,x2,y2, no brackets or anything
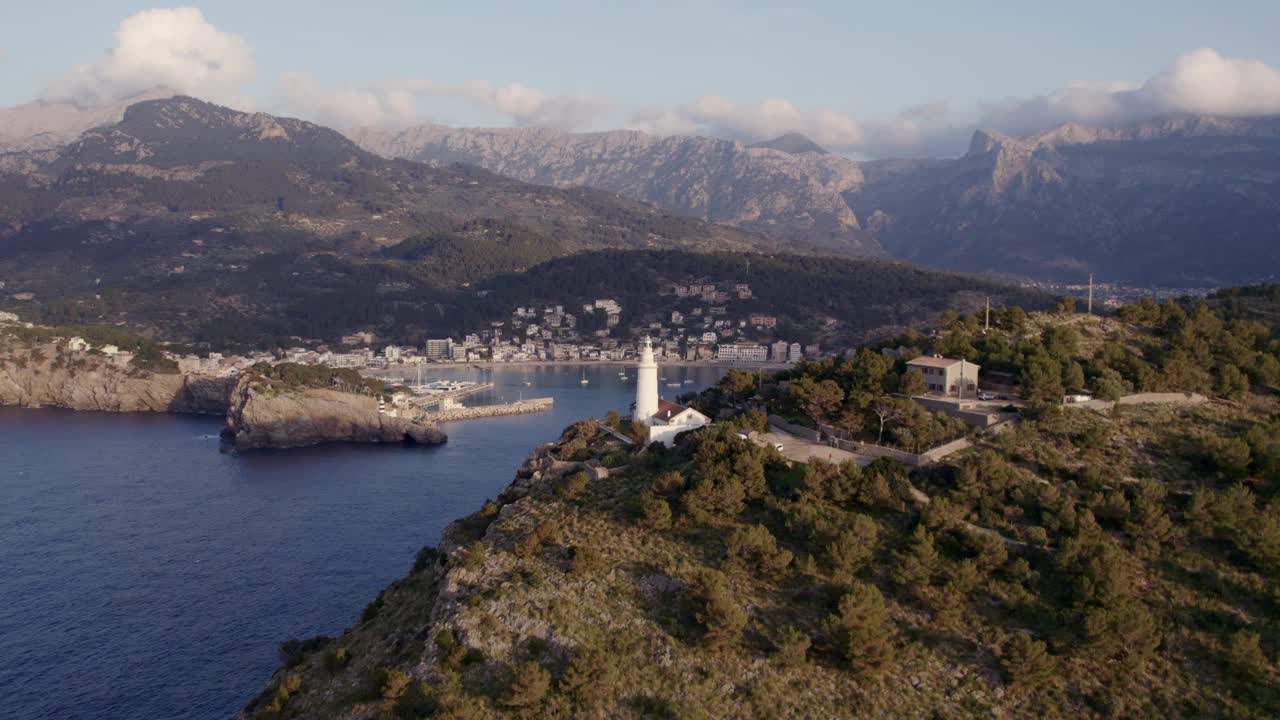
767,415,822,442
427,398,553,423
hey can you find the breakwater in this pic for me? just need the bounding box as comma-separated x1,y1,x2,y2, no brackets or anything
424,397,553,422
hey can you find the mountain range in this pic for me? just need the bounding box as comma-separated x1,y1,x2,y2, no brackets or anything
0,96,1021,346
351,114,1280,285
347,124,875,255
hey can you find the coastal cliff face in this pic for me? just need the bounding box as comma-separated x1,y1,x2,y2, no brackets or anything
0,341,232,413
224,375,446,451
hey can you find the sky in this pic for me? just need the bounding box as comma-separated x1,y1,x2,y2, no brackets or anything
3,1,1280,157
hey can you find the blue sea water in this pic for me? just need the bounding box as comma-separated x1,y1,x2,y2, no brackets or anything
0,364,724,720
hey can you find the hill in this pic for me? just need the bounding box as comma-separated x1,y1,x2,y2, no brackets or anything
240,295,1280,719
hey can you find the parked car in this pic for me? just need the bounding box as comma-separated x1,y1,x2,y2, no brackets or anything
773,442,785,452
1064,393,1094,403
977,391,996,401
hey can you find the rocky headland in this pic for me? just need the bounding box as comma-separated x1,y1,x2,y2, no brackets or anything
0,335,446,451
0,340,232,413
223,374,446,451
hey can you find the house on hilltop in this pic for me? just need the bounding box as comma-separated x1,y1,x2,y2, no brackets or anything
907,355,980,398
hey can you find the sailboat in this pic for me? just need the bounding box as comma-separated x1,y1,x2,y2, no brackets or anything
579,370,589,385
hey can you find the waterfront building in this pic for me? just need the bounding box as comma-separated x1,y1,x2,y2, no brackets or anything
716,343,769,363
424,338,454,360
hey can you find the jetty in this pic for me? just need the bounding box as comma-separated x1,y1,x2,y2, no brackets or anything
423,397,553,423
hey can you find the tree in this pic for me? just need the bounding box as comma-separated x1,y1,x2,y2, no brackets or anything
720,369,758,401
1055,296,1076,315
830,582,894,678
692,570,748,649
870,395,910,445
605,410,622,430
789,377,845,425
1001,633,1054,690
900,368,927,397
1215,364,1249,402
828,515,879,577
892,524,939,594
724,524,793,576
1094,368,1126,403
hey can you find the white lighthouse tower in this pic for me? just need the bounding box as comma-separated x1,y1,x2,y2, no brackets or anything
634,336,659,422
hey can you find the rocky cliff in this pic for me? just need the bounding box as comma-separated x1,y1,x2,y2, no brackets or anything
0,341,232,413
223,375,446,450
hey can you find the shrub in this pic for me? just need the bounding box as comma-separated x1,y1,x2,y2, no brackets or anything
505,661,551,708
513,519,560,559
653,471,686,497
378,669,411,700
640,491,673,530
557,470,590,500
559,645,620,713
568,545,604,576
462,541,487,573
1225,630,1271,683
827,514,879,577
774,625,811,667
322,645,349,673
724,524,793,576
691,570,748,649
1001,633,1054,690
829,582,894,679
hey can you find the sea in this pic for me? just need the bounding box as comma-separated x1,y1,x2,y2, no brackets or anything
0,363,725,720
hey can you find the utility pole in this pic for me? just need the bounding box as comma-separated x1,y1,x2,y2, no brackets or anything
984,297,991,333
1088,273,1094,315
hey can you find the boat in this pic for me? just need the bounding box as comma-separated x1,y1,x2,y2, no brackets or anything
683,379,695,384
666,382,681,388
580,371,589,385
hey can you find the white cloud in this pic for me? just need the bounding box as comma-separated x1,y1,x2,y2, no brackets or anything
979,48,1280,135
23,11,1280,160
627,96,965,158
42,7,255,109
278,76,612,130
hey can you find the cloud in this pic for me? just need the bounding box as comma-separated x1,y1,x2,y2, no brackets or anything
42,7,255,109
276,75,612,130
979,48,1280,135
627,96,966,158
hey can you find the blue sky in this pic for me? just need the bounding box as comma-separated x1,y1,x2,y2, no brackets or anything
4,1,1280,156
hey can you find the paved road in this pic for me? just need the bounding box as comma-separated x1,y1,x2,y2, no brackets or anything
760,428,874,467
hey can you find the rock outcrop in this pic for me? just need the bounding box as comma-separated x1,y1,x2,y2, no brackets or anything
0,341,232,413
223,375,446,450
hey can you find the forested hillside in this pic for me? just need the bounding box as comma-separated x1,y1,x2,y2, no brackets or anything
243,291,1280,719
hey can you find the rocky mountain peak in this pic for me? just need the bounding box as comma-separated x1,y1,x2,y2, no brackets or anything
748,132,829,155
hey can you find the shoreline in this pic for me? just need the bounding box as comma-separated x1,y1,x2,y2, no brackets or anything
366,358,792,375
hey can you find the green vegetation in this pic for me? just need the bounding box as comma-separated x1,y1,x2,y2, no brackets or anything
244,292,1280,719
248,362,385,396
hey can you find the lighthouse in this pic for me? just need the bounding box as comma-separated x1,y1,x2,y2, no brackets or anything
634,336,659,422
